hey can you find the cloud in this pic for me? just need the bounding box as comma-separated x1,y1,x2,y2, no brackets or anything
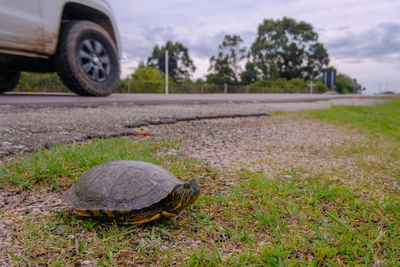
187,30,256,58
110,0,400,91
121,27,256,64
327,23,400,60
121,26,176,60
185,31,228,58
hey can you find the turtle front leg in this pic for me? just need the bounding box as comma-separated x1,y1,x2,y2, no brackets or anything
121,213,161,225
120,210,163,225
162,211,178,218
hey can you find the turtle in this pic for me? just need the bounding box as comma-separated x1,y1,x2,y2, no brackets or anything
63,160,200,224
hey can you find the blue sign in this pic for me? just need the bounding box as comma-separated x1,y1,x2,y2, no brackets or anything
158,54,177,75
323,70,336,89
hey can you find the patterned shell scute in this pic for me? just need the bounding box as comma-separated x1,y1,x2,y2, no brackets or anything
65,161,182,211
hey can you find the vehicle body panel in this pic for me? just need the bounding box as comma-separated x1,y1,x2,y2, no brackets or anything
0,0,121,58
0,0,44,54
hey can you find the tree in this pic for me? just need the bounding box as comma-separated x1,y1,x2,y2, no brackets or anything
240,61,259,85
137,60,146,69
207,34,247,85
335,73,363,94
305,43,330,79
124,67,175,93
147,41,196,82
251,17,329,80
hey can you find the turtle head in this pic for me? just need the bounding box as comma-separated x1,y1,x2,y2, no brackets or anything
166,179,200,216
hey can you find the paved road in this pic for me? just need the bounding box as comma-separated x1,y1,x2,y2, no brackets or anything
0,92,383,108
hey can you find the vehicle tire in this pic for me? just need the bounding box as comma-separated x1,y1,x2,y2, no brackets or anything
55,20,120,96
0,71,20,93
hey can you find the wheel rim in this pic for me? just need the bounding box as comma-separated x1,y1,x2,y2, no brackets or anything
79,39,111,82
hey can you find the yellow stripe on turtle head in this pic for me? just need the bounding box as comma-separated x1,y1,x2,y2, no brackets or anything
170,189,186,212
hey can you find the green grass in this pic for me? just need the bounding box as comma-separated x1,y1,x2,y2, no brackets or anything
6,166,398,265
303,97,400,142
184,170,399,266
303,97,400,182
1,138,166,190
1,98,400,265
0,138,213,191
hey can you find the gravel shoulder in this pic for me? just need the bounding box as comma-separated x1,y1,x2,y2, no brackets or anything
135,116,366,179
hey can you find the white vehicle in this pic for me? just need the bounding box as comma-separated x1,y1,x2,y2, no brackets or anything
0,0,121,96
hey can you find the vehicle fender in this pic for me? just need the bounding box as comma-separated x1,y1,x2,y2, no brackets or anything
40,0,121,57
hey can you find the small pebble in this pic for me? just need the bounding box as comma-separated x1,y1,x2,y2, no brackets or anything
215,233,230,243
161,235,170,241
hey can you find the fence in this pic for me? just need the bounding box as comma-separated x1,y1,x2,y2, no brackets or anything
117,80,312,94
14,72,315,94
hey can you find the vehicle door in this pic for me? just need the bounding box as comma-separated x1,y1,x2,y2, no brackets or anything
0,0,44,55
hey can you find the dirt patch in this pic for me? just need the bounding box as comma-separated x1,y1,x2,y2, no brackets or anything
0,189,63,260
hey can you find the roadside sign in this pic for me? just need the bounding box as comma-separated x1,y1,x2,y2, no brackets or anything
158,54,177,74
323,70,336,89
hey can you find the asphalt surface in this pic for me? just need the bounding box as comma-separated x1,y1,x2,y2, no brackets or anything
0,92,383,108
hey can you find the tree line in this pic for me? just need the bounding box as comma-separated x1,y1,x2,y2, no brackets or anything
123,17,363,94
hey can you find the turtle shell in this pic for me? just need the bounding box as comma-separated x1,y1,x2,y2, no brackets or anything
63,161,183,211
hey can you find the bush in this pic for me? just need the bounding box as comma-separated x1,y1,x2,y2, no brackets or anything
335,73,362,94
14,72,69,93
119,67,175,94
314,81,329,93
172,79,200,94
248,78,314,93
287,78,307,90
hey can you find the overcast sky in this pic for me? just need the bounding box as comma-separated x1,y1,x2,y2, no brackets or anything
110,0,400,93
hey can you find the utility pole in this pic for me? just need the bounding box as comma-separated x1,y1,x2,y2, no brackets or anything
127,75,130,94
308,82,315,94
165,50,169,95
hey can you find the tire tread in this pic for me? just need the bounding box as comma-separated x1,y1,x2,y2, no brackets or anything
55,20,119,96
